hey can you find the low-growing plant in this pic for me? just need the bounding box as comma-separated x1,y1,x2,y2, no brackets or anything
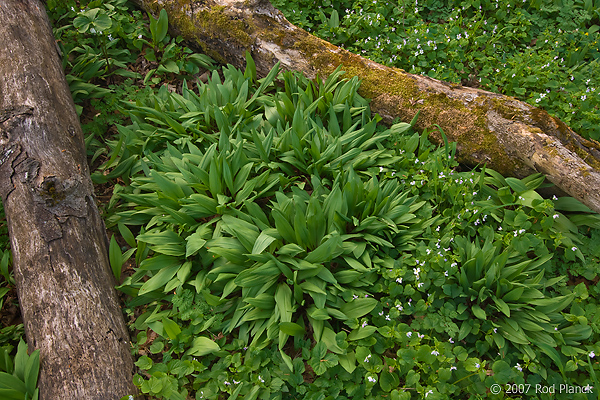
0,339,40,400
102,55,600,398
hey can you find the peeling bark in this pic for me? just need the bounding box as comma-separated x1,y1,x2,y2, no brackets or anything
134,0,600,214
0,1,137,398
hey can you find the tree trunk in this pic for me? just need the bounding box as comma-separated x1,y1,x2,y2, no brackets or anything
0,1,137,398
134,0,600,214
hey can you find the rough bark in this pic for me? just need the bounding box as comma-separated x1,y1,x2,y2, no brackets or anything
0,1,137,398
133,0,600,214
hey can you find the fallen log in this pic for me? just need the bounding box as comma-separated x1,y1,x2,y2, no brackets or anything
133,0,600,214
0,0,137,398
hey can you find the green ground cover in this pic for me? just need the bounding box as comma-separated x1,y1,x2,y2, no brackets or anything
1,0,600,399
270,0,600,141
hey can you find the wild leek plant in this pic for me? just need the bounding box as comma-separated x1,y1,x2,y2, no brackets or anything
101,55,600,398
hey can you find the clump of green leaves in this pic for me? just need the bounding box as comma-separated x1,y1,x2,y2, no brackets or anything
101,53,600,398
46,0,216,168
0,340,40,400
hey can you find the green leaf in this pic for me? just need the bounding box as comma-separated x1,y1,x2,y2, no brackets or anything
138,263,181,295
93,13,112,31
471,304,486,320
0,371,26,393
496,321,530,345
553,196,593,213
14,340,28,381
185,231,207,258
162,317,181,340
23,350,39,395
157,60,179,74
538,343,565,377
504,177,528,193
340,297,377,319
118,223,136,248
492,360,514,384
492,297,510,317
244,51,257,83
252,231,276,255
279,322,305,336
279,349,294,374
338,351,356,373
156,9,169,44
221,214,260,253
184,336,221,356
530,294,573,314
0,388,26,400
458,320,471,341
347,325,377,341
305,233,343,263
275,283,293,324
328,9,339,28
310,351,338,375
153,169,185,199
109,235,123,283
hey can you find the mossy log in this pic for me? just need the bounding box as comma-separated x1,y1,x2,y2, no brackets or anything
0,1,138,398
133,0,600,214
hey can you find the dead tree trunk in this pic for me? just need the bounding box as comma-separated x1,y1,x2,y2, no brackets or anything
133,0,600,214
0,1,137,398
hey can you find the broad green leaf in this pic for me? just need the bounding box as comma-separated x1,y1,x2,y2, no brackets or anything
139,254,180,271
155,9,169,43
0,388,26,400
151,170,184,200
311,341,327,360
305,233,343,263
338,351,356,373
0,371,26,393
118,223,136,248
109,235,123,283
492,297,510,317
138,263,180,295
530,294,573,314
279,349,294,374
553,196,593,212
458,320,471,341
162,318,181,340
252,231,276,255
222,215,260,253
271,202,299,239
308,307,331,320
504,177,528,193
14,340,28,381
537,343,565,377
471,304,486,320
320,327,345,354
185,231,207,257
496,321,530,345
340,297,377,319
23,350,40,395
275,283,293,323
347,325,377,341
92,13,112,32
279,322,305,336
184,336,221,356
502,287,524,302
244,51,257,83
